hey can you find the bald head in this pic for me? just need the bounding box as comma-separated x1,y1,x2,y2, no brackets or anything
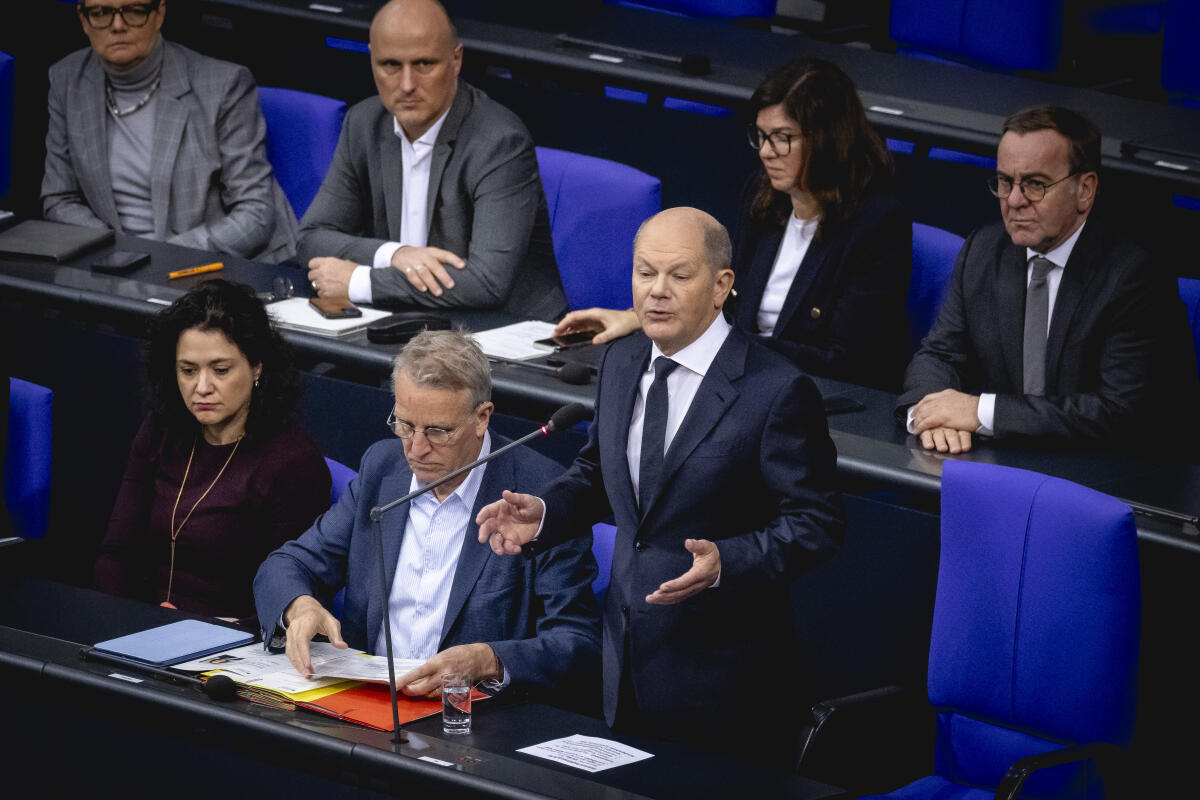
634,207,732,276
632,207,735,356
369,0,462,140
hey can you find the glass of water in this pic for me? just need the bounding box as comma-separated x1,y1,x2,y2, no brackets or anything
442,672,472,735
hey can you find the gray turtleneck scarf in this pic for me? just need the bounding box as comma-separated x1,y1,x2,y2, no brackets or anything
103,36,165,237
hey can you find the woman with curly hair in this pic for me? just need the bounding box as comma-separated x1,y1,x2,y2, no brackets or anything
94,279,329,621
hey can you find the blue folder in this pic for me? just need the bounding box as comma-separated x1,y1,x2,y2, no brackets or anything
92,619,254,667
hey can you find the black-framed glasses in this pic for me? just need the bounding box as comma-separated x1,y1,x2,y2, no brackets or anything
78,2,162,29
386,411,461,445
987,172,1079,203
746,125,798,156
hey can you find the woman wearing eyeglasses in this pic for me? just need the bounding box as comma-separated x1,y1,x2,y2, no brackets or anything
42,1,297,261
555,58,912,391
94,280,330,621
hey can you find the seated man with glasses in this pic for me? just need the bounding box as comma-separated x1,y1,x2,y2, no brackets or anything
897,105,1198,453
254,329,600,699
42,1,297,261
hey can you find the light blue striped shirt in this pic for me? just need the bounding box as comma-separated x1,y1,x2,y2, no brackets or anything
374,431,491,660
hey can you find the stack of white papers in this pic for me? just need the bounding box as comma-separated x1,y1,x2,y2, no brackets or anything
173,642,423,695
470,320,557,360
266,297,392,337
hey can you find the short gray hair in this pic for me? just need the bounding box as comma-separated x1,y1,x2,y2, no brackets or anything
392,329,491,409
633,208,732,275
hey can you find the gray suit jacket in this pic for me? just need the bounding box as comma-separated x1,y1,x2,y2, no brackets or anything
898,218,1199,445
297,81,566,321
42,40,297,262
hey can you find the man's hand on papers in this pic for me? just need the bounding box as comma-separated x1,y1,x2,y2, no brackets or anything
283,594,348,678
476,490,544,555
553,307,639,345
645,538,721,605
396,643,501,698
307,257,356,297
390,245,466,297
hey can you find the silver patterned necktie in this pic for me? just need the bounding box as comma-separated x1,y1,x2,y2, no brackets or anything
1023,256,1054,396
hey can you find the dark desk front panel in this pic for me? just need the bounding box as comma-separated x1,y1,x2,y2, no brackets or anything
0,578,846,800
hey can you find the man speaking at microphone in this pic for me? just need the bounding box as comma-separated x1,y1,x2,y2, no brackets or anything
254,330,599,697
476,207,843,758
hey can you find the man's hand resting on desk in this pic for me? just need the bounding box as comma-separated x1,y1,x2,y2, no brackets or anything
476,490,544,554
910,389,980,453
396,644,502,698
308,257,356,297
554,307,639,345
282,594,348,678
390,245,466,297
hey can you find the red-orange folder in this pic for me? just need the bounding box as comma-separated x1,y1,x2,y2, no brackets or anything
296,683,488,732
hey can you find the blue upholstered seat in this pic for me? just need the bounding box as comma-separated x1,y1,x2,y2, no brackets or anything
259,87,347,219
536,147,660,311
590,522,616,607
5,378,53,540
907,223,963,352
0,51,14,196
863,462,1140,799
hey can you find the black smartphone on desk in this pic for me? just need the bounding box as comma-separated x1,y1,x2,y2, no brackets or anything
308,296,362,319
533,330,599,349
91,250,150,275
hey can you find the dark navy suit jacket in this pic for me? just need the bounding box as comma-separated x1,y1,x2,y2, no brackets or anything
898,218,1199,445
535,327,843,730
729,185,912,391
253,435,600,690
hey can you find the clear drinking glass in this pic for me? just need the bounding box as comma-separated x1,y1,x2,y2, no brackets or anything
442,672,472,735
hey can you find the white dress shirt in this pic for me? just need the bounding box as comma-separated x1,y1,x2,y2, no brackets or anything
348,110,451,304
757,212,818,335
374,431,490,664
906,220,1086,436
626,314,732,498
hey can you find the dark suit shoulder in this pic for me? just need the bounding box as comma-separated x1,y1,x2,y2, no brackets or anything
454,81,533,142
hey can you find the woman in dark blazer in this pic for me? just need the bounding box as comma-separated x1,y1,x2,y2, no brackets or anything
556,58,912,391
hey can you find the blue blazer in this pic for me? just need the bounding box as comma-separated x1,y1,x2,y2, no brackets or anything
536,327,844,729
253,435,600,690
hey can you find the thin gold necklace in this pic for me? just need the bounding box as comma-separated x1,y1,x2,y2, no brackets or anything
165,433,243,605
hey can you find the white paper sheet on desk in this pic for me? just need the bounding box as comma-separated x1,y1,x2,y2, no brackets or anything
470,320,557,360
171,641,424,692
265,297,392,336
517,735,654,772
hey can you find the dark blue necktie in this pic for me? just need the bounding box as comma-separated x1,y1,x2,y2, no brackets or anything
639,356,679,514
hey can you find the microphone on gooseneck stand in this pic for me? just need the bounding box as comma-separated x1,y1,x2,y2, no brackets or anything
367,403,593,743
80,647,239,701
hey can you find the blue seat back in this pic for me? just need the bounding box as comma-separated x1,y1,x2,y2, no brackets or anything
929,462,1140,797
323,457,356,619
259,87,347,219
590,522,617,607
908,223,963,352
891,0,1062,72
536,147,660,311
324,456,356,506
0,51,13,196
1163,0,1200,102
5,378,53,539
1177,277,1200,380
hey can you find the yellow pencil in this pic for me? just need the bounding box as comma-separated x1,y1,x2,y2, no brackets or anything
167,262,224,280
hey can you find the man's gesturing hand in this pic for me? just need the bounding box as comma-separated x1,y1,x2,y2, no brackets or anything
476,490,545,555
645,538,721,604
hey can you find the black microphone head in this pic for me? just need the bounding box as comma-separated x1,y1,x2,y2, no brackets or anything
679,54,711,76
556,362,591,385
547,402,593,432
203,674,238,701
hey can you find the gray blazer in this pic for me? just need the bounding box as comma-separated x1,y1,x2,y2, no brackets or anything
42,40,297,262
297,81,566,321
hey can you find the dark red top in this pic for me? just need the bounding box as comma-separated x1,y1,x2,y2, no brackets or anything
94,416,331,620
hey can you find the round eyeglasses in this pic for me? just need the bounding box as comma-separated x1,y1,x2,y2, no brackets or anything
987,172,1079,203
746,125,798,156
79,2,161,29
386,411,460,445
